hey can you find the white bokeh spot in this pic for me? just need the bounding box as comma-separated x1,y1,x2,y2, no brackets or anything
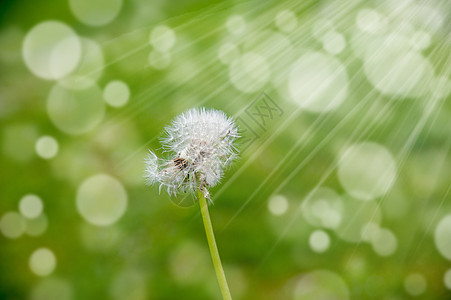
268,195,288,216
370,228,397,256
19,194,44,219
76,174,127,226
289,52,348,112
321,31,346,55
103,80,130,108
309,230,330,253
29,247,57,277
337,142,397,201
226,15,246,35
0,211,26,239
35,136,59,159
355,9,387,34
363,35,434,98
149,25,176,52
22,21,81,80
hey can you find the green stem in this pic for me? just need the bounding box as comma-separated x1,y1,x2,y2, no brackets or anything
198,190,232,300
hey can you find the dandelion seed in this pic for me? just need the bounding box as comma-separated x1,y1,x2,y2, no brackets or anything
144,107,239,199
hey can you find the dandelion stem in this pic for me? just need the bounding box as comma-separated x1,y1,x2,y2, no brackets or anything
198,190,232,300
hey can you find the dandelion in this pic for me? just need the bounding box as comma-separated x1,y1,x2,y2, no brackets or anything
144,107,239,300
145,107,239,199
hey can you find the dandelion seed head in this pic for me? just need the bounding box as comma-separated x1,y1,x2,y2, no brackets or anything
144,107,239,199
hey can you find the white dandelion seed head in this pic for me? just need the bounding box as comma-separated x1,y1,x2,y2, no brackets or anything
144,107,239,199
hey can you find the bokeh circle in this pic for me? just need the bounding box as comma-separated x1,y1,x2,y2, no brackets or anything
22,21,81,80
76,174,127,226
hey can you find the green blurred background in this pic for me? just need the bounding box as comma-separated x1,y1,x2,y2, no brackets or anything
1,0,451,299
